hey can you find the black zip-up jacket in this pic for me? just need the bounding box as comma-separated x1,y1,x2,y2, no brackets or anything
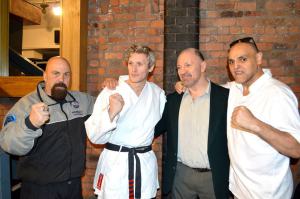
0,81,94,184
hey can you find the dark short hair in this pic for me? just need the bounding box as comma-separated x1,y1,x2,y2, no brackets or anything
229,37,259,52
125,44,156,68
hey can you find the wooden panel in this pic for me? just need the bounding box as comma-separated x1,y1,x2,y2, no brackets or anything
10,0,41,25
0,76,43,97
60,0,87,91
0,0,9,76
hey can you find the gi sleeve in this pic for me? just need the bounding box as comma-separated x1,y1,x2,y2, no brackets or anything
0,99,43,156
85,88,118,144
154,94,168,138
159,89,166,116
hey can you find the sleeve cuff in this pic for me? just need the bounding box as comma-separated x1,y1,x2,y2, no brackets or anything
25,116,38,131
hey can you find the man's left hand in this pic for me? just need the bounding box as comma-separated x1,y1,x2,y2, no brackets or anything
102,78,118,90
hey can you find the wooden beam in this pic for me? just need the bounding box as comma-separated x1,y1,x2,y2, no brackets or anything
60,0,87,91
0,76,43,97
0,0,9,76
10,0,41,25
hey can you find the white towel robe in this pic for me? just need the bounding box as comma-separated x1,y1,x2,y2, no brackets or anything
85,76,166,199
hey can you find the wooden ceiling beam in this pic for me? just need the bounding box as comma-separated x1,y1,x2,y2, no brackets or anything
0,76,43,97
10,0,41,25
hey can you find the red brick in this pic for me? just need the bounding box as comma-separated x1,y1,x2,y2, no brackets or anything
200,27,218,35
230,26,242,34
217,27,229,34
108,36,128,43
104,52,123,59
265,1,293,10
288,26,300,33
98,68,105,75
136,13,158,20
215,2,235,9
242,26,255,34
129,21,150,27
206,11,219,18
264,26,276,34
89,59,99,67
150,20,164,28
296,2,300,10
106,21,129,29
236,2,256,11
128,6,145,13
208,51,228,58
146,28,160,35
114,13,135,21
214,18,236,27
236,18,257,26
99,15,113,22
200,1,208,9
258,43,273,51
291,85,300,93
110,0,119,6
119,0,129,5
201,43,224,51
87,68,98,75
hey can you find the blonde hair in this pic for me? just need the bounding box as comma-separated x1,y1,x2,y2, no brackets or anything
125,44,156,68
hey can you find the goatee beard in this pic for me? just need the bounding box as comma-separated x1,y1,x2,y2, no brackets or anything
51,82,67,101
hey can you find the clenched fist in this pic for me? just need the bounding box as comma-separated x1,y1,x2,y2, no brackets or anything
108,93,124,121
29,102,50,128
102,78,118,90
231,106,260,134
175,81,186,94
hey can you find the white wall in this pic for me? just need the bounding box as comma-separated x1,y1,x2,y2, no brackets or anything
22,3,60,51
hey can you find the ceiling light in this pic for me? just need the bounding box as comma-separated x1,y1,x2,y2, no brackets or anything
53,6,62,16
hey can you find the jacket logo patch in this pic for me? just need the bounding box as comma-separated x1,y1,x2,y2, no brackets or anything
72,101,80,109
4,114,16,126
72,110,83,116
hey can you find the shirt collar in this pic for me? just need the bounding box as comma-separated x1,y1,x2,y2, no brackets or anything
234,68,272,94
184,79,211,97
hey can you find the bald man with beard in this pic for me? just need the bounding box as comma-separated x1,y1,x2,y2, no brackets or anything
0,56,94,199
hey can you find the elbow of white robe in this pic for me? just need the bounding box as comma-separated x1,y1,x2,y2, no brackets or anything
85,110,118,144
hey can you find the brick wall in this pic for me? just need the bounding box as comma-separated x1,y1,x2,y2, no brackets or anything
199,0,300,96
164,0,199,94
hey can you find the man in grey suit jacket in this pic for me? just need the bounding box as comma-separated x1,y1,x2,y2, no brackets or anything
155,48,230,199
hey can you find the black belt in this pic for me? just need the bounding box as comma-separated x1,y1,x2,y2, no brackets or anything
192,167,211,172
105,142,152,199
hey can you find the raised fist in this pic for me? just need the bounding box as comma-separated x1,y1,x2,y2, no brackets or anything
108,93,124,121
29,102,50,128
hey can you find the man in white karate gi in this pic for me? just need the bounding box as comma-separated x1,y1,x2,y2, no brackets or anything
85,45,166,199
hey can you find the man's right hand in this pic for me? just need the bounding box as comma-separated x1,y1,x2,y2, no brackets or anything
175,81,186,94
108,93,124,121
29,103,50,128
102,78,118,90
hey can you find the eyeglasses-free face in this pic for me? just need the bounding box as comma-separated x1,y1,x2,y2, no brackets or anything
229,37,259,52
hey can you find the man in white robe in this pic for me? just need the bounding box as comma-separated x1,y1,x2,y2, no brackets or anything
85,45,166,199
